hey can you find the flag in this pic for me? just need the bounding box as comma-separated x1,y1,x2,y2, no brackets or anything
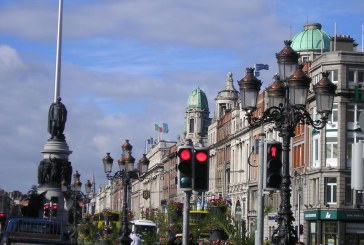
255,71,260,77
154,124,160,132
162,123,169,133
147,137,155,145
255,64,269,71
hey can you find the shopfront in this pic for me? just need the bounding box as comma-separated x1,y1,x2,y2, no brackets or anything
304,210,364,245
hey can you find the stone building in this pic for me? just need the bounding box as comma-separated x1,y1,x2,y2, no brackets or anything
93,22,364,245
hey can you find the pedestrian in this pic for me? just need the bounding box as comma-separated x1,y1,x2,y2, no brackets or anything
189,233,194,245
130,226,142,245
167,230,176,245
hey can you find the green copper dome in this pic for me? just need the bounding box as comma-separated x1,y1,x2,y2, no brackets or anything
186,87,209,110
291,23,331,52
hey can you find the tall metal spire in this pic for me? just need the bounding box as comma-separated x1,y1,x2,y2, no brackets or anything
54,0,63,102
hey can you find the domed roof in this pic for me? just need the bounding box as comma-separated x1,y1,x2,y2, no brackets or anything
216,72,239,101
186,87,209,110
291,23,331,52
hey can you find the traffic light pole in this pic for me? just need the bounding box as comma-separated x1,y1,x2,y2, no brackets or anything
182,191,191,245
256,133,265,245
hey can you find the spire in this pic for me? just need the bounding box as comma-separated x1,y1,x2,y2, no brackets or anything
225,72,237,91
216,72,238,101
215,72,239,119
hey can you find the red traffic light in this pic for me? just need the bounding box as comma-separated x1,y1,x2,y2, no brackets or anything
0,213,5,217
195,151,208,162
179,149,191,161
52,203,58,210
269,144,281,157
44,203,50,209
270,146,277,157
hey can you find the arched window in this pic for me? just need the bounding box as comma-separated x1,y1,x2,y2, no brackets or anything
189,118,195,133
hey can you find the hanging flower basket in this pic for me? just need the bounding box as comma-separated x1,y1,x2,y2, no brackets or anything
208,198,228,215
209,206,227,215
167,201,183,212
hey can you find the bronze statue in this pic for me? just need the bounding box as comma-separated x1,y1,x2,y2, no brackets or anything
48,97,67,140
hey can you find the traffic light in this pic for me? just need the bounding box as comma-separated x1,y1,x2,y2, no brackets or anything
193,147,209,192
177,146,193,191
43,203,50,218
264,141,282,190
299,224,304,235
0,212,6,223
51,203,58,218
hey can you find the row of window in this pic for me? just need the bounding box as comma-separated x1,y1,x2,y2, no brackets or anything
312,69,364,85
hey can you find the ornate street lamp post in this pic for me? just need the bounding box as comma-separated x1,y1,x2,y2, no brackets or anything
102,139,150,245
62,171,92,242
238,40,336,245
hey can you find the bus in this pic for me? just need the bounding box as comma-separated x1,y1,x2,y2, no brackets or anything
129,220,157,244
93,210,120,229
0,217,72,245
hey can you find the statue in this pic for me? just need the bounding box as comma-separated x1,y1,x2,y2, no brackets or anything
48,97,67,140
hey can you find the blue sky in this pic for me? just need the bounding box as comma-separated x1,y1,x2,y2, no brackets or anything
0,0,363,192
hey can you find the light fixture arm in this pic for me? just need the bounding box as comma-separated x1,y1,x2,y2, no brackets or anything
245,103,329,135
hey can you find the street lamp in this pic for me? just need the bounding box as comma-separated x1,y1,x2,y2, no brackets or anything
84,179,93,215
238,40,336,245
62,170,92,242
72,171,82,231
102,139,150,245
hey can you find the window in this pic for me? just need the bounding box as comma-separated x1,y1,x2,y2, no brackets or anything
312,178,319,205
359,71,364,84
323,222,337,245
348,69,364,86
302,56,309,63
250,190,257,211
312,136,320,168
326,140,338,167
327,70,338,83
328,103,338,123
347,104,364,125
345,178,353,205
347,143,353,168
325,177,337,204
314,74,320,85
293,143,304,168
348,70,355,83
189,118,194,133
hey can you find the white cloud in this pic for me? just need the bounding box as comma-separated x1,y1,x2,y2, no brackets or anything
0,0,363,192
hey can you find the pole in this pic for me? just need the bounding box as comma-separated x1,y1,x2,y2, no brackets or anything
256,133,266,245
73,191,77,243
120,175,132,245
297,193,301,241
182,191,191,245
54,0,63,102
272,129,296,245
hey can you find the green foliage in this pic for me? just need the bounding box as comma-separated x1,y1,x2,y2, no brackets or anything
77,222,99,244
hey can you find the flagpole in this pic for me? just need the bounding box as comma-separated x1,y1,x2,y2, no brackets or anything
362,23,364,52
54,0,63,102
334,22,337,52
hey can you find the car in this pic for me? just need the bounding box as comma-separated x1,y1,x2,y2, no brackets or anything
0,217,72,245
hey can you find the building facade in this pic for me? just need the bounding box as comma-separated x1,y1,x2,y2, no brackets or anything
92,22,364,245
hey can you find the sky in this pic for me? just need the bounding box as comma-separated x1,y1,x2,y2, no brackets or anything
0,0,363,193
